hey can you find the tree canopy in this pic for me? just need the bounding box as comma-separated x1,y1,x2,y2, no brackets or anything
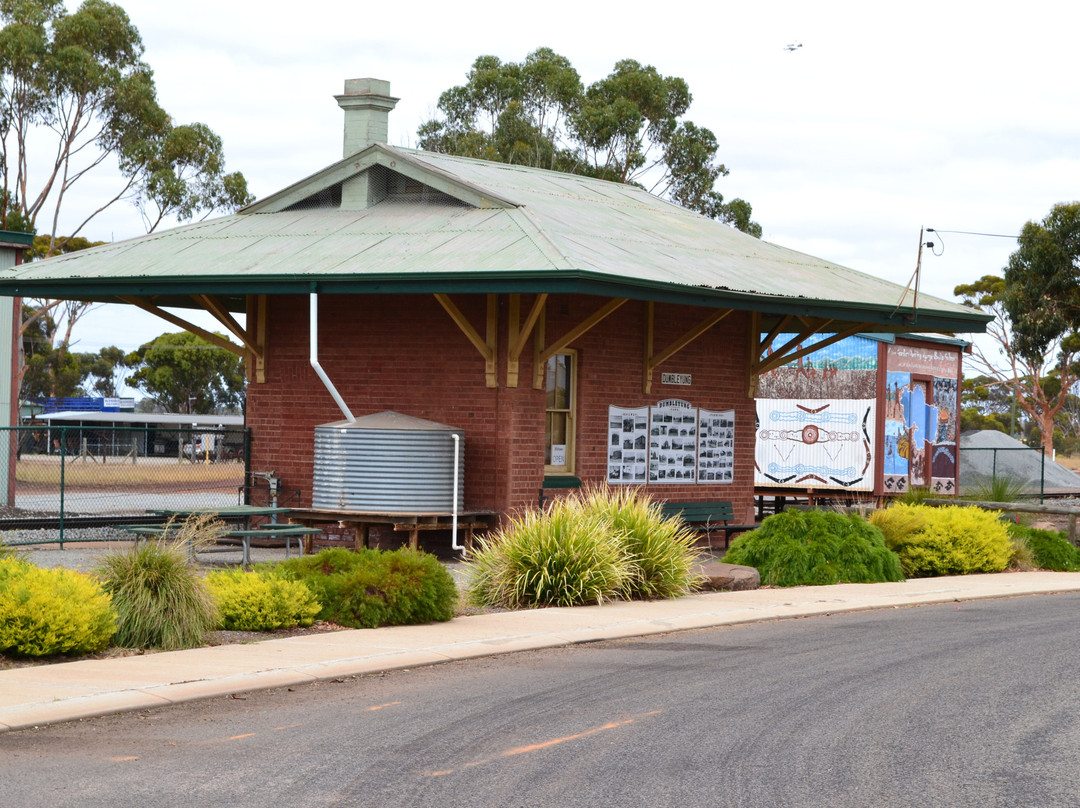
418,49,761,237
1002,202,1080,363
124,331,245,414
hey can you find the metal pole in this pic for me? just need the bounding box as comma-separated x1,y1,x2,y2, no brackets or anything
59,426,66,548
1040,447,1045,504
992,449,997,483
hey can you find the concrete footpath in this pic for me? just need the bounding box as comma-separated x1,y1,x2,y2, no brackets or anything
3,571,1080,733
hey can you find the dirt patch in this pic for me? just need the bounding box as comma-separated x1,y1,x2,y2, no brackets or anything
1057,454,1080,473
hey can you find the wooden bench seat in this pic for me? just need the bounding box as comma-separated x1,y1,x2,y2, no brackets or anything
659,501,757,551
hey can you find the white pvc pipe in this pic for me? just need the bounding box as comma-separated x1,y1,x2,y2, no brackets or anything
451,432,462,553
309,293,355,422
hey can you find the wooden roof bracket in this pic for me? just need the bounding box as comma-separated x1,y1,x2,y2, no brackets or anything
643,303,732,394
534,297,629,388
117,296,246,359
434,293,498,387
507,293,547,387
191,294,248,345
747,316,871,397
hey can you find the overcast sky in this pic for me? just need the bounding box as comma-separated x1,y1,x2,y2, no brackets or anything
53,0,1080,365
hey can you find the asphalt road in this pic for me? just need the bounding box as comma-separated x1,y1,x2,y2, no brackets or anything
4,593,1080,807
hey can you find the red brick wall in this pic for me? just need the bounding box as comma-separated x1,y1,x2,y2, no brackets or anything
246,294,756,522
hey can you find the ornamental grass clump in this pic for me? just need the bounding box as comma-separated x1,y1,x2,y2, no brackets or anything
467,498,632,609
205,568,322,631
0,557,116,657
967,474,1032,504
274,547,456,629
95,533,218,650
882,504,1012,577
581,486,703,599
722,509,904,587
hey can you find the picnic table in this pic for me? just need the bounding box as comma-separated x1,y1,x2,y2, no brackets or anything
123,505,324,566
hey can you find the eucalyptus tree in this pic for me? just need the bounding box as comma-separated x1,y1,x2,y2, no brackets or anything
1002,202,1080,363
419,48,761,236
955,273,1080,458
125,331,245,415
0,0,253,249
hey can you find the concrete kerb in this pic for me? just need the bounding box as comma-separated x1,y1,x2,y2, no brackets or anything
4,571,1080,733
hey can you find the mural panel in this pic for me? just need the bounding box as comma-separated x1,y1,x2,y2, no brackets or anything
755,398,875,491
883,344,960,494
757,334,877,400
755,335,878,491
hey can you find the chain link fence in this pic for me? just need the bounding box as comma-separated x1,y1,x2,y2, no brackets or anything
1,425,250,526
960,445,1046,501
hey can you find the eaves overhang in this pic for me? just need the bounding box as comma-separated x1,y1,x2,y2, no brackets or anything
0,268,992,334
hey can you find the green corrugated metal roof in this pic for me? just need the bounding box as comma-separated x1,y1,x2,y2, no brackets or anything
0,144,989,333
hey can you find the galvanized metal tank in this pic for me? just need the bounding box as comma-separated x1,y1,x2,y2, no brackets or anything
312,411,464,512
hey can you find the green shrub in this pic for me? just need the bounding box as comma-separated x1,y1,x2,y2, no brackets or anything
0,557,116,657
206,569,322,631
887,505,1012,577
276,547,457,629
95,539,217,650
582,486,703,599
1008,524,1080,571
467,500,631,608
722,510,904,587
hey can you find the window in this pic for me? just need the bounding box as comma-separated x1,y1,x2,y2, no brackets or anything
544,352,576,473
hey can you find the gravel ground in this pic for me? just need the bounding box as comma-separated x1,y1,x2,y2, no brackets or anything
9,536,472,587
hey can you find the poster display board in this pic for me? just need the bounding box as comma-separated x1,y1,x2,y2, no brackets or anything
698,408,736,483
649,400,699,484
607,400,734,485
607,406,650,484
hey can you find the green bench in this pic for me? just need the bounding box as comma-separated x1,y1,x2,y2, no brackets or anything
659,501,757,551
538,475,583,508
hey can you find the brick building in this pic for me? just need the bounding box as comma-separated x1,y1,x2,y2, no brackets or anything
0,79,989,527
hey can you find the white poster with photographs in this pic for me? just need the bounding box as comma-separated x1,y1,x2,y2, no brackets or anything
649,399,699,484
607,406,650,484
697,408,735,484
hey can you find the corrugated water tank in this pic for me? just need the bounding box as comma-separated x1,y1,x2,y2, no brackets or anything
312,411,464,512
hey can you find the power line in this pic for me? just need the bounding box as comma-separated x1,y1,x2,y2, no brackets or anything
926,228,1021,239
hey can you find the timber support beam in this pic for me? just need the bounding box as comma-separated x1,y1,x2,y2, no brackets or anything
643,303,733,394
435,293,498,387
534,297,628,388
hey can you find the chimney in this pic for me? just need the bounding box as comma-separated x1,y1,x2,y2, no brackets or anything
335,78,399,157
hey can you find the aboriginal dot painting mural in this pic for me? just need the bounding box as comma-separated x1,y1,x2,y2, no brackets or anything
882,343,960,495
755,334,877,491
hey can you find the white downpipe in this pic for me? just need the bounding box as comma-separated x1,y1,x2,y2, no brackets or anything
309,293,355,422
451,433,462,553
